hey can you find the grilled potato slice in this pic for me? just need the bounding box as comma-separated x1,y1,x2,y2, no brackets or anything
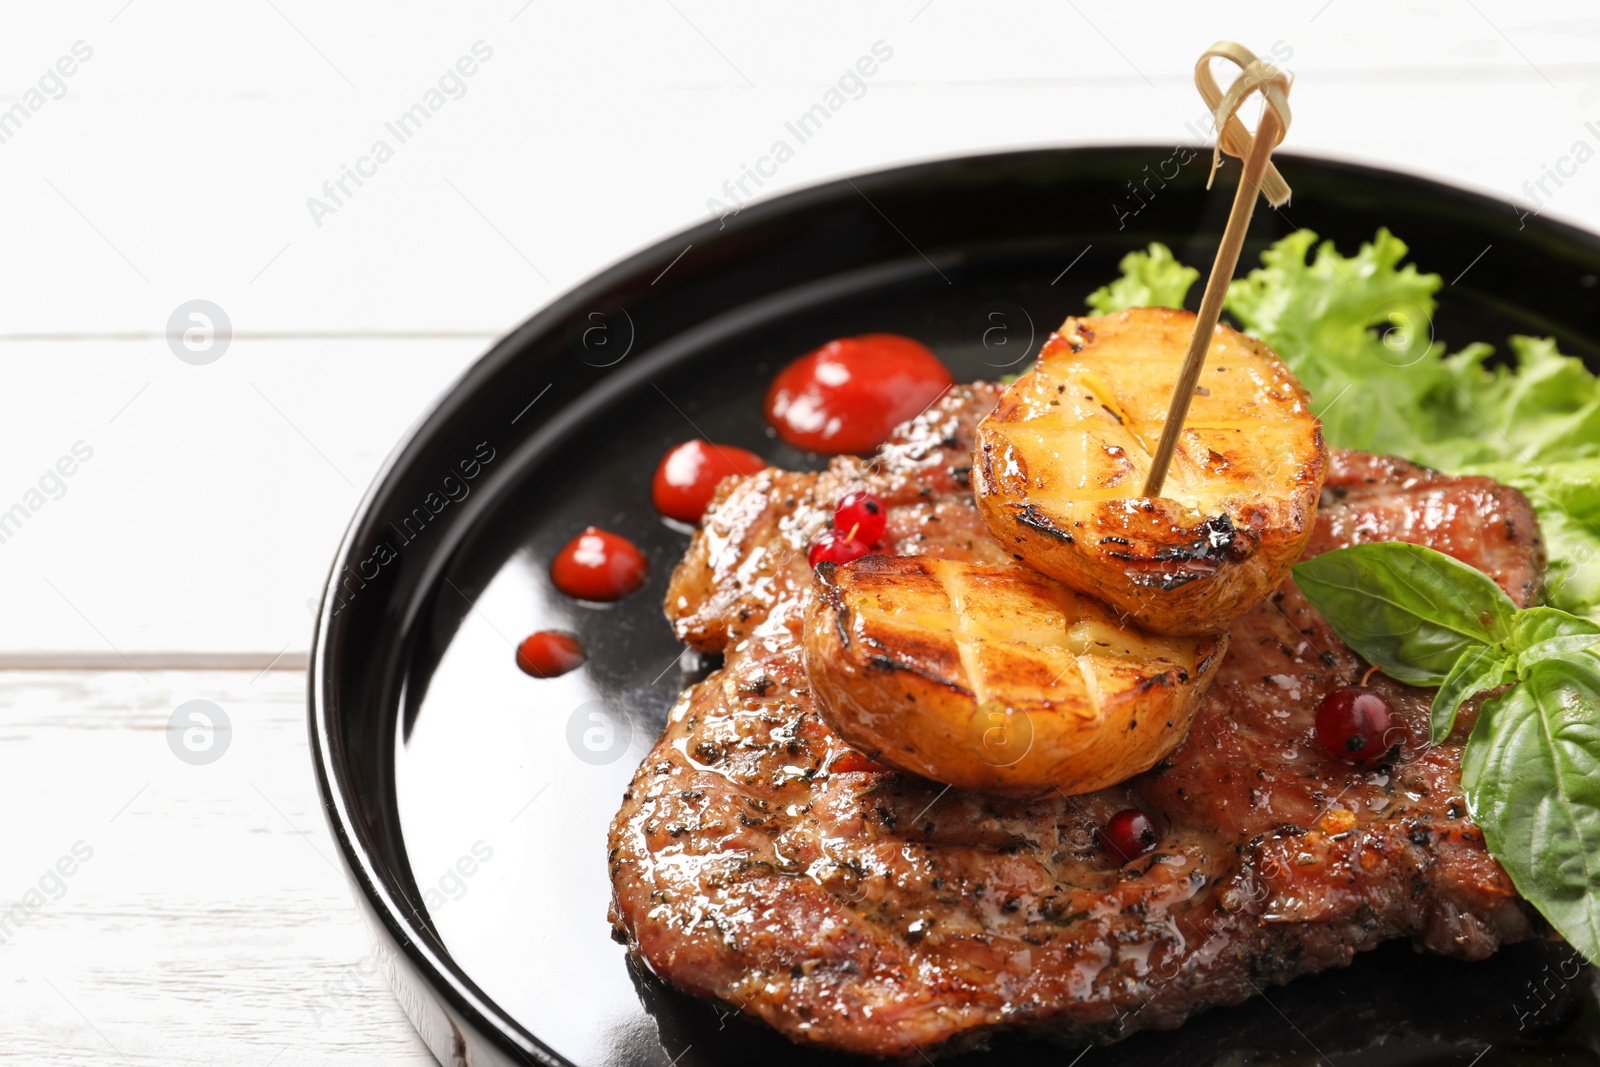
804,555,1227,797
973,306,1326,636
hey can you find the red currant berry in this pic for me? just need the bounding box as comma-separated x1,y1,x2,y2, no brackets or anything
1314,685,1394,764
834,490,887,545
808,529,871,568
1100,808,1157,864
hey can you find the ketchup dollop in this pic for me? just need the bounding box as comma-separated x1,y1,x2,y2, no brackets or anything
652,440,766,523
550,526,648,601
515,630,586,678
764,334,952,454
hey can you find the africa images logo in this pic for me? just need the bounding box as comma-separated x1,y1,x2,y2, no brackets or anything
704,40,893,225
305,41,495,228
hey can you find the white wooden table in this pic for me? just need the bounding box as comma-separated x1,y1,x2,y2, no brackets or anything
5,3,1599,1062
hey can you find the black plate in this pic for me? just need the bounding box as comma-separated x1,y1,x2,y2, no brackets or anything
310,147,1600,1067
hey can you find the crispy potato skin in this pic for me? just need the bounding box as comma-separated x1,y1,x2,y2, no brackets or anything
803,555,1227,797
973,307,1327,635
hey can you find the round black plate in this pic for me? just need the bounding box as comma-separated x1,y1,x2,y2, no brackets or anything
310,147,1600,1067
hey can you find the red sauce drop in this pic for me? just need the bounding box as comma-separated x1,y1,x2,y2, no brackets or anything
516,630,586,678
652,440,767,523
764,333,952,454
550,526,648,601
830,749,889,774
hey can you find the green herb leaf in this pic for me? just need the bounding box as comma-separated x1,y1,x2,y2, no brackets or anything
1461,652,1600,966
1085,244,1198,315
1429,645,1515,745
1292,542,1518,685
1424,602,1599,743
1508,607,1600,672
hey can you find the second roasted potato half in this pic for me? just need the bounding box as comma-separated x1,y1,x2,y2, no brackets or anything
974,307,1326,636
804,555,1228,797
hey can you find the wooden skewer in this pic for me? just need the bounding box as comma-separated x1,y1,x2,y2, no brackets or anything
1142,47,1291,499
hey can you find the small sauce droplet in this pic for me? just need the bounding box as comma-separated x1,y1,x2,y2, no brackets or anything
764,333,952,454
652,440,766,523
516,630,586,678
830,749,889,774
551,526,648,601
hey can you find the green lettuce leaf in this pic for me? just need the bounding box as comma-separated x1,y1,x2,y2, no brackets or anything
1222,228,1455,456
1217,230,1600,620
1086,244,1198,315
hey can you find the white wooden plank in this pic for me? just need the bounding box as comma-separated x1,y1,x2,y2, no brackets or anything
0,651,308,670
0,1,1595,339
0,670,435,1066
0,339,478,655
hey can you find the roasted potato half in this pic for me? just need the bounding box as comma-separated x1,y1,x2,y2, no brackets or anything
973,306,1326,636
804,555,1227,797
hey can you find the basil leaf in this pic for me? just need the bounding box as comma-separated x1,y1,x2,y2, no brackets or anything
1293,542,1518,685
1510,607,1600,671
1429,645,1515,745
1462,653,1600,966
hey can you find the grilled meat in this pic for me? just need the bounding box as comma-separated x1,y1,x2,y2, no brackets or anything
610,384,1544,1056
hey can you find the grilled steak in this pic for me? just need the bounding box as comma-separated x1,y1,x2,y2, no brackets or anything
609,384,1545,1057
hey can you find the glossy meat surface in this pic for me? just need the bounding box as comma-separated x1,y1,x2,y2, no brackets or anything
610,385,1544,1056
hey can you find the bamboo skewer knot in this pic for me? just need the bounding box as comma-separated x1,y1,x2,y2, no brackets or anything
1195,41,1293,208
